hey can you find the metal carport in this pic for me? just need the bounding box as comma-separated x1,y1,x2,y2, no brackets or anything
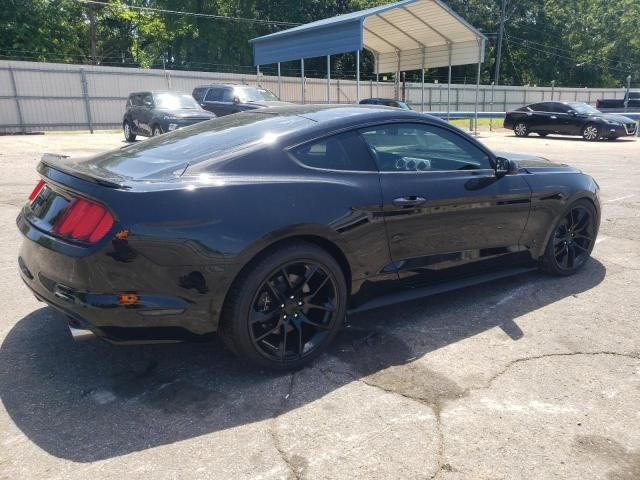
250,0,487,130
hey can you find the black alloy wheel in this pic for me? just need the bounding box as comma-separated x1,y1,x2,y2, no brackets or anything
249,261,339,363
219,242,347,370
541,200,597,275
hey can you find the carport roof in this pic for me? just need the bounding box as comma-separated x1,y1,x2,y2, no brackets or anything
250,0,486,72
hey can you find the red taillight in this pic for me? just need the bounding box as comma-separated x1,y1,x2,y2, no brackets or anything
52,197,114,243
28,180,46,201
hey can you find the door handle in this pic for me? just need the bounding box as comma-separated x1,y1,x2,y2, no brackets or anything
393,196,426,207
550,116,557,119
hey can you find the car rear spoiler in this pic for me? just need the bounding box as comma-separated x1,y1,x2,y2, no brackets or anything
40,153,128,189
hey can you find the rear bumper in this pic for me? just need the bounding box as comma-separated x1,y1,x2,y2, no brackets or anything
17,209,220,342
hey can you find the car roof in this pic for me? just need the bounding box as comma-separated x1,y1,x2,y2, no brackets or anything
246,104,445,133
194,83,254,89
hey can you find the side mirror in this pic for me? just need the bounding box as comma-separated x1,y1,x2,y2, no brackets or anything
233,96,241,104
495,157,513,177
568,110,576,116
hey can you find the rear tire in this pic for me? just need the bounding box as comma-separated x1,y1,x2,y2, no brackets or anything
219,242,348,371
514,121,529,137
582,123,600,141
540,199,598,276
123,121,136,141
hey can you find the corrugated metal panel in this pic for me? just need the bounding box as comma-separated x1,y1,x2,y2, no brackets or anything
253,20,363,65
251,0,485,67
0,60,628,132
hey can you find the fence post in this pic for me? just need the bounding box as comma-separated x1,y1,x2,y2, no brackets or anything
80,68,94,134
8,66,26,133
503,89,507,112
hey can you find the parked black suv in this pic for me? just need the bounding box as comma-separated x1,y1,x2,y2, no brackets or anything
123,91,216,141
192,84,288,117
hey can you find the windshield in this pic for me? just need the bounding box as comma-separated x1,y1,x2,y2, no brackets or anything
154,93,200,110
567,102,600,114
75,112,314,180
258,88,278,101
234,86,277,103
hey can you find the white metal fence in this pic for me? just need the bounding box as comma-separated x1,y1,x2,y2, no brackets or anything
0,60,629,133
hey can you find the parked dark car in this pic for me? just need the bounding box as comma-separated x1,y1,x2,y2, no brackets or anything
122,91,215,141
192,83,289,117
596,91,640,112
360,98,412,110
504,101,637,141
18,105,600,370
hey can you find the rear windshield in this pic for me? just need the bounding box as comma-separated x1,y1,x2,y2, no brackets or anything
154,92,199,110
74,112,313,180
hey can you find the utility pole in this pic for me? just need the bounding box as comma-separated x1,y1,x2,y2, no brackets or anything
494,0,507,85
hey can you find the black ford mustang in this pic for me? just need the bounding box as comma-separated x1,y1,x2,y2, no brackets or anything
504,101,637,141
17,106,601,370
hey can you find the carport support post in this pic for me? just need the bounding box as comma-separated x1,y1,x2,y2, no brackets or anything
277,63,281,99
489,81,495,131
9,66,26,134
421,47,425,112
447,43,452,121
326,55,331,104
256,65,260,86
375,54,380,97
474,40,482,136
356,50,360,102
80,67,94,134
301,58,305,105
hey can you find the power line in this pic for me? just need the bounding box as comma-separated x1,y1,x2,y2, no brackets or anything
506,35,634,74
72,0,301,27
508,34,639,69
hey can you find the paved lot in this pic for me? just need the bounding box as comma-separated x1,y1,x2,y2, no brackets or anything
0,129,639,480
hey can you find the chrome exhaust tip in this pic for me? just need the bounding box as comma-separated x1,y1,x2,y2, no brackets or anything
68,325,96,341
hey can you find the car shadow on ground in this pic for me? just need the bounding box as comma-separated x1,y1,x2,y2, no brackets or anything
0,259,606,462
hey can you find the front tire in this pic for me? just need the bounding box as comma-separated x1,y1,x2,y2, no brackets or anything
540,199,598,276
582,123,600,141
514,121,529,137
152,125,163,137
219,242,348,371
123,121,136,141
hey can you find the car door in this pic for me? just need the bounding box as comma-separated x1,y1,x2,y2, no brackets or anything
359,122,532,287
550,103,578,134
529,102,556,132
201,87,226,116
139,92,155,135
129,94,144,133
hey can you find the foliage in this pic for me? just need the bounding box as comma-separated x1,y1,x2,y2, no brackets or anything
1,0,639,87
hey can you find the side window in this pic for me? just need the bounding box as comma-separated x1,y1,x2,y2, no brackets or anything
292,131,377,171
552,103,570,113
192,88,206,102
142,93,154,107
359,123,492,172
205,88,223,102
132,94,143,107
222,88,235,102
529,103,546,112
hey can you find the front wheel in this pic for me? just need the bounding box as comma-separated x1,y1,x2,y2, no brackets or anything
582,123,600,141
123,121,136,141
514,122,529,137
219,242,348,371
540,199,598,276
152,125,163,137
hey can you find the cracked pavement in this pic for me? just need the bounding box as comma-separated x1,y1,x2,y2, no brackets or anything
0,130,639,479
